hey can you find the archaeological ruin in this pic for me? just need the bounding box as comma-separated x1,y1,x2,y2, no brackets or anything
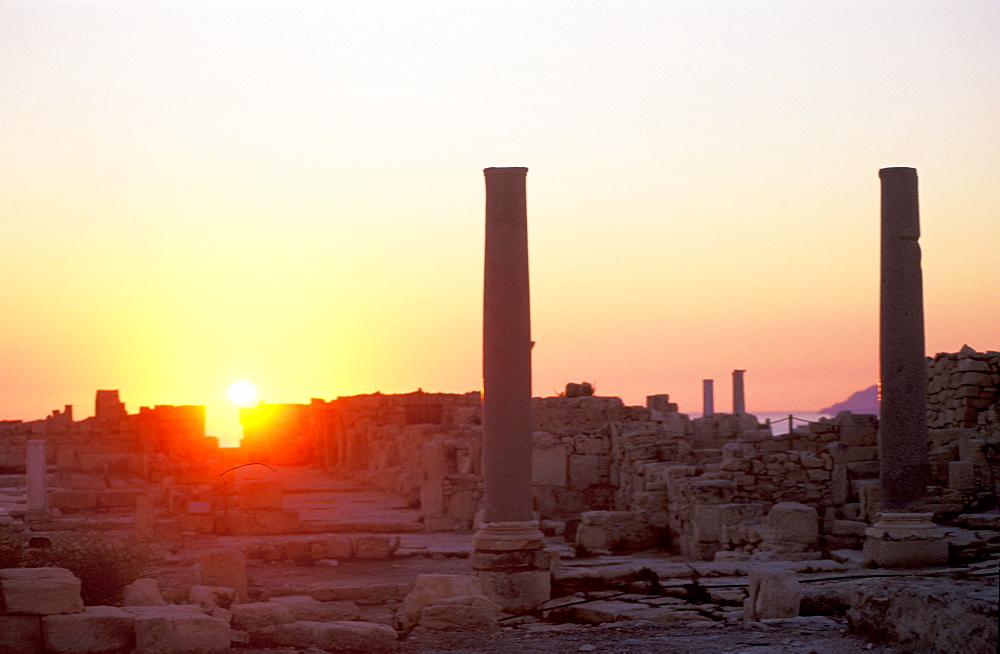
0,168,997,652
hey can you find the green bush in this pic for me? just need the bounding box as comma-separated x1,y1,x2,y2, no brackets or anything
22,529,158,606
0,525,23,568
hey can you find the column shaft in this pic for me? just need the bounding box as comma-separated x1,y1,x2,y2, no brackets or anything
879,166,928,510
732,370,746,414
703,379,715,415
481,167,534,523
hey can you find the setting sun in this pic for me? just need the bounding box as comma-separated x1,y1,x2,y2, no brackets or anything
227,380,257,406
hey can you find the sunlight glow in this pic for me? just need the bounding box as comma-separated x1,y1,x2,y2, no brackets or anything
227,380,257,406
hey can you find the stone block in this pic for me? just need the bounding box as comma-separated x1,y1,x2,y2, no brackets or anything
567,454,611,489
351,535,400,560
0,567,84,615
266,621,398,653
0,615,42,654
686,479,737,504
121,577,165,607
574,435,609,455
309,583,407,605
846,461,880,478
758,502,819,553
189,586,237,611
198,549,248,602
863,513,949,568
246,509,300,535
238,480,283,509
948,461,977,492
828,520,868,536
321,534,353,559
270,595,360,622
843,446,878,462
743,566,801,621
230,602,294,635
42,606,134,654
399,574,484,629
475,568,550,614
532,444,567,486
574,524,609,552
132,608,230,654
417,595,500,631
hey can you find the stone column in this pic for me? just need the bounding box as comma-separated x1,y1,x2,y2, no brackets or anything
865,166,946,567
472,167,551,612
703,379,715,415
732,370,746,414
877,166,928,510
26,440,48,521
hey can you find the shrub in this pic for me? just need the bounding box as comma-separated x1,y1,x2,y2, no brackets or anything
24,529,158,606
0,525,24,568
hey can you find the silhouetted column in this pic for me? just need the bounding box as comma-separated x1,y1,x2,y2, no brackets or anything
480,166,534,525
473,166,550,612
732,370,746,414
865,167,946,568
26,440,48,521
878,166,928,510
703,379,715,415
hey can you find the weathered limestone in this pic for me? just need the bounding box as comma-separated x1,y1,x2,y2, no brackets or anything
473,166,550,612
135,494,155,540
26,440,48,521
399,574,498,631
269,596,360,622
197,550,248,603
121,578,166,606
189,586,237,611
262,621,397,653
732,370,746,414
868,167,947,567
703,379,714,415
0,568,83,615
130,606,230,654
863,512,948,568
743,565,801,621
42,606,134,654
758,502,819,554
0,615,43,653
877,166,928,510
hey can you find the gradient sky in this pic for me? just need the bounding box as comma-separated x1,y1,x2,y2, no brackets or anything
2,1,998,445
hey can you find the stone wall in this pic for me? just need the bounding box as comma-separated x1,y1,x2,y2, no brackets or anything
927,346,999,429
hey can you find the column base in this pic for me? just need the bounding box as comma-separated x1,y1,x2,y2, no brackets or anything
472,521,552,612
863,512,949,568
472,520,544,551
25,509,50,522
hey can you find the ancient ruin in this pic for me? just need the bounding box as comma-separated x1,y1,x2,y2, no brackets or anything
0,169,997,652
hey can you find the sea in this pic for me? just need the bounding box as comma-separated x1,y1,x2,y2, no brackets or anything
684,411,835,436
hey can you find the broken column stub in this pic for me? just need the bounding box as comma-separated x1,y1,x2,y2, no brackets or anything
732,370,745,414
703,379,714,415
26,440,49,521
866,167,946,568
473,167,550,612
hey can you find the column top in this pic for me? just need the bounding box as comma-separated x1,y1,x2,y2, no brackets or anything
484,167,528,176
879,167,917,178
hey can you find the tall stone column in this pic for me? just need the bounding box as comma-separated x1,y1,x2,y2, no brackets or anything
877,166,928,510
472,167,551,612
26,440,48,521
865,166,946,567
732,370,746,414
703,379,715,415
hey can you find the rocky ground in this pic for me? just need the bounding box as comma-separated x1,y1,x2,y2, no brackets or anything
399,617,896,653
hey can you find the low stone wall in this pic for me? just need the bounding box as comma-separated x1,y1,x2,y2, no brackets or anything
928,346,1000,429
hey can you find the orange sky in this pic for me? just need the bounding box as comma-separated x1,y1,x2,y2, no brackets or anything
2,2,998,445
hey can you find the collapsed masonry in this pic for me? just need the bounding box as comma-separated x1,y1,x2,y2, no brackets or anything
2,345,996,561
